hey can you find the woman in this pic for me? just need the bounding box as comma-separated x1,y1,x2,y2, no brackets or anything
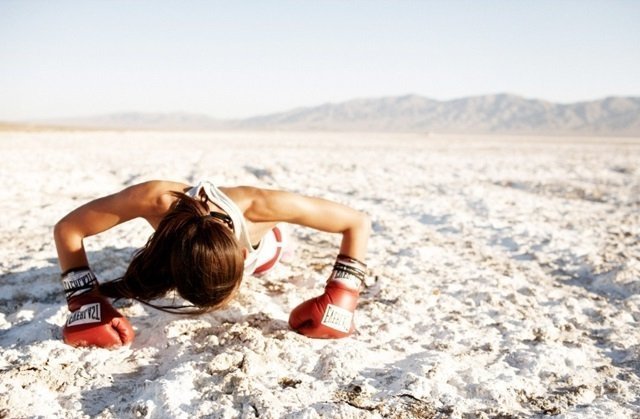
54,179,370,348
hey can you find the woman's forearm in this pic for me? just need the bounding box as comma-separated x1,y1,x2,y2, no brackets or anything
53,220,90,272
338,212,371,262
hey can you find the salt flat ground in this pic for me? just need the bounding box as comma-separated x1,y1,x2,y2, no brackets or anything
0,131,638,418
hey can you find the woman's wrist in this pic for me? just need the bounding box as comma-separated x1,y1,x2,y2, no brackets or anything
327,254,367,291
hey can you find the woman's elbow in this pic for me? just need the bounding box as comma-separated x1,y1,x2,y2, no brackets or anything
357,211,372,237
53,219,64,239
53,218,75,243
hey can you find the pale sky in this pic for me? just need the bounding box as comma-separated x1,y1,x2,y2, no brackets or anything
1,0,639,121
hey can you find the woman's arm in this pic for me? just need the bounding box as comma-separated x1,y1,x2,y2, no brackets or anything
238,187,371,260
53,181,182,272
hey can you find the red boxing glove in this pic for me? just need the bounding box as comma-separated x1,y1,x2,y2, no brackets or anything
289,255,367,339
61,268,135,348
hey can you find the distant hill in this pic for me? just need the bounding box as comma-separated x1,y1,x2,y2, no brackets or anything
234,94,640,136
0,121,85,132
35,112,227,131
13,94,640,135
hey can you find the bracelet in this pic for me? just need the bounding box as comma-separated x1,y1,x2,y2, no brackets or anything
328,255,367,290
337,254,367,270
61,268,98,301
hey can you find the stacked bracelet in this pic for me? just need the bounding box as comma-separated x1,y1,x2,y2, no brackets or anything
61,268,98,302
328,254,367,291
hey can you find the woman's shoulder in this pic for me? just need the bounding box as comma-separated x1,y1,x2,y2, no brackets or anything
123,180,192,216
219,185,268,211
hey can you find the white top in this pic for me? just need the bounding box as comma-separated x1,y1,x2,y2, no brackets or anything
186,180,264,274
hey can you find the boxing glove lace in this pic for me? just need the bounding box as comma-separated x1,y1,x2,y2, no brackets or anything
289,254,367,339
61,268,135,348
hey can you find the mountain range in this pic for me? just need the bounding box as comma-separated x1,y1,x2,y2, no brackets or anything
19,94,640,136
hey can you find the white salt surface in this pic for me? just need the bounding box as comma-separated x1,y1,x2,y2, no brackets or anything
0,131,639,418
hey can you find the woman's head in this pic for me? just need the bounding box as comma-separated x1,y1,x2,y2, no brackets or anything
99,192,245,313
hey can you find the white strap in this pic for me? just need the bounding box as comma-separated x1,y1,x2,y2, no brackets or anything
189,181,259,274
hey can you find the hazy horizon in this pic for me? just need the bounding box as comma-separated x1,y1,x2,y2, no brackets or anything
2,0,639,121
9,92,638,123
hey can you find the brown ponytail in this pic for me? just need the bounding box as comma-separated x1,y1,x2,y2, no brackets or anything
99,192,245,314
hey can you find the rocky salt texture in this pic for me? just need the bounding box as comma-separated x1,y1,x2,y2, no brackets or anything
0,131,639,418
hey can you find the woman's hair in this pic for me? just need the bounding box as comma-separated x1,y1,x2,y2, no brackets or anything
99,192,245,314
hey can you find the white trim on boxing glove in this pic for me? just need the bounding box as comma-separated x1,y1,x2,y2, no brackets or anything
66,302,102,326
320,304,354,333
